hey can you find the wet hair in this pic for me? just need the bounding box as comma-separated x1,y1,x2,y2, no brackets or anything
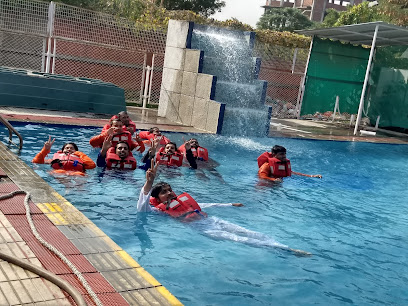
165,142,178,150
118,111,128,116
61,142,78,152
271,145,286,154
149,127,160,133
151,182,171,199
110,119,123,126
115,141,129,150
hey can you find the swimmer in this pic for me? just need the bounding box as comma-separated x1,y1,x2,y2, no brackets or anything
97,135,137,170
101,111,136,135
258,145,322,182
90,119,144,153
139,127,170,147
32,136,95,175
137,161,311,256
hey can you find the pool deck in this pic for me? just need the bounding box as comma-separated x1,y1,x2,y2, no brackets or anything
0,106,407,305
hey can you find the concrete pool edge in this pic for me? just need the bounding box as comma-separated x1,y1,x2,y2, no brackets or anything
0,141,183,305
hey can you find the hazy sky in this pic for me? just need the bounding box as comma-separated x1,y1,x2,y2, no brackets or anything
212,0,265,28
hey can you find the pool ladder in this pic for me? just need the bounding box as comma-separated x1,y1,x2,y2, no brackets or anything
0,115,23,150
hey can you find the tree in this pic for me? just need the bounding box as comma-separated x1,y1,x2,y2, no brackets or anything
333,1,382,26
257,8,314,32
320,9,341,28
157,0,225,17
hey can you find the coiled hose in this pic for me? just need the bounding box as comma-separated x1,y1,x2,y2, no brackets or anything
0,190,103,306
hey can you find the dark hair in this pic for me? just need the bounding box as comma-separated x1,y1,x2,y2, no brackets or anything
166,142,178,150
271,145,286,154
118,111,128,116
149,127,160,133
151,182,171,199
61,142,78,151
115,141,129,150
110,119,122,126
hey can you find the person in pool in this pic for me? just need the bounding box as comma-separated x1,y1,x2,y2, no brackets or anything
97,135,137,170
137,161,243,220
137,161,311,256
32,136,95,175
101,111,136,135
90,119,144,153
258,145,322,182
139,127,170,147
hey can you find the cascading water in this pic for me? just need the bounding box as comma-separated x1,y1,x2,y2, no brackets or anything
191,25,271,137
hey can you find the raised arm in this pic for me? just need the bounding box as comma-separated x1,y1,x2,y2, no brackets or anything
137,161,159,212
183,138,197,169
292,171,322,178
32,136,54,164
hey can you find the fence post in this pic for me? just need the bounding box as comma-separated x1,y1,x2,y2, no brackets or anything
45,1,55,73
148,54,155,105
142,66,151,108
140,53,147,104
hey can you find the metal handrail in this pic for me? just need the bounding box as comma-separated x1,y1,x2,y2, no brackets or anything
0,115,23,150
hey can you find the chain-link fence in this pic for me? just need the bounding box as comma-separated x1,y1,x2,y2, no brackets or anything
0,0,166,104
254,42,309,118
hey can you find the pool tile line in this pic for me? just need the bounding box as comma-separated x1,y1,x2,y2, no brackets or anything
0,142,182,305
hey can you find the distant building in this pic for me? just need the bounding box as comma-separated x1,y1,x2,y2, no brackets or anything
262,0,371,22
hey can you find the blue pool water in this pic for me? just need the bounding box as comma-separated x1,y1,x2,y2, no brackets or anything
2,122,408,305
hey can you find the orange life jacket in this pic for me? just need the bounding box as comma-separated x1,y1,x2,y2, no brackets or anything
51,152,85,172
179,144,209,161
139,131,170,146
155,147,183,167
111,130,133,148
257,152,272,168
268,157,291,177
149,193,207,221
105,147,137,170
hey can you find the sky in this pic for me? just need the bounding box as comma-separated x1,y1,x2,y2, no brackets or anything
212,0,265,28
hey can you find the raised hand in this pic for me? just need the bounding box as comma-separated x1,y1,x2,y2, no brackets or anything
106,127,115,136
183,136,192,151
144,160,160,194
101,134,113,155
44,136,55,151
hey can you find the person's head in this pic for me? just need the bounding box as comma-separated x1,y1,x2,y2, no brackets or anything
117,111,130,125
151,182,175,203
149,127,161,136
189,138,199,148
271,145,287,161
164,142,177,155
110,119,123,133
61,143,78,154
115,141,130,159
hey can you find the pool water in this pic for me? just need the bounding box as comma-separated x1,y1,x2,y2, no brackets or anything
2,122,408,305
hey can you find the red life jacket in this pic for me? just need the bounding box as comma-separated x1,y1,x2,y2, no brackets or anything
268,157,291,177
111,130,133,148
179,144,209,161
105,147,137,170
155,147,183,167
257,151,272,168
51,152,85,172
149,193,206,221
139,131,170,146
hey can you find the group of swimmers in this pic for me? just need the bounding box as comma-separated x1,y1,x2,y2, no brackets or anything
32,110,321,226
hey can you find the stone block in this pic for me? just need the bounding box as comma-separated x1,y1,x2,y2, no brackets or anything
161,68,183,94
184,49,202,73
179,94,195,126
195,74,215,99
181,72,197,97
166,20,192,48
158,86,168,117
206,100,224,134
163,46,185,70
191,97,209,130
166,92,181,123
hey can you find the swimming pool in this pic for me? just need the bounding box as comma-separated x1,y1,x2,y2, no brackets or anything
2,122,408,305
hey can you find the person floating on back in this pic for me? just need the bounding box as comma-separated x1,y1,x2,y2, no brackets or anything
258,145,322,182
101,111,136,135
32,136,95,176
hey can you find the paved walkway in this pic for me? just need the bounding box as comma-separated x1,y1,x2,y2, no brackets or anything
0,140,181,305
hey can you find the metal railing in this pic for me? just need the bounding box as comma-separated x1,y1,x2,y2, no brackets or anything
0,115,23,150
